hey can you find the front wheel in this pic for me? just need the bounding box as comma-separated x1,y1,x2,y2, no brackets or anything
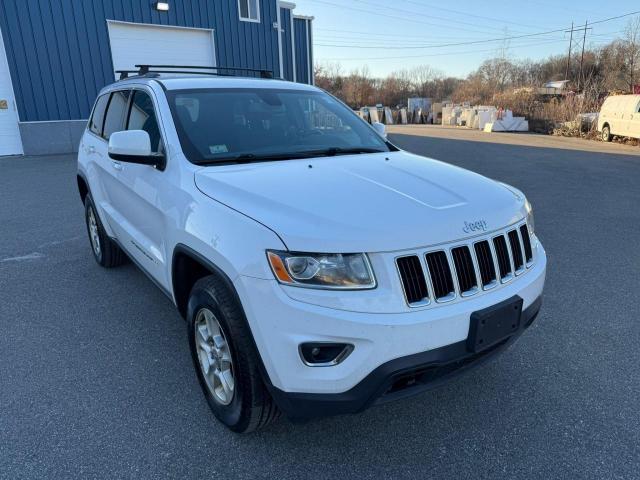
601,125,612,142
187,276,280,433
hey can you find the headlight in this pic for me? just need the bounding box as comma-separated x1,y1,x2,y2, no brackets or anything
267,251,376,289
525,199,535,235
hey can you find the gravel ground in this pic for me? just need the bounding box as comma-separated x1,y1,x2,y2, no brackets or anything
1,130,639,479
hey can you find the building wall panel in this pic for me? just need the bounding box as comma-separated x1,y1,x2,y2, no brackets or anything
280,8,294,81
293,17,309,85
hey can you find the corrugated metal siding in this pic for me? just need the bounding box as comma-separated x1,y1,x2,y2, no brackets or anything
293,17,309,85
0,0,282,122
307,18,314,85
280,7,294,81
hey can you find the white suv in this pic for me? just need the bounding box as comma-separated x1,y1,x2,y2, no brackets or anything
77,67,546,433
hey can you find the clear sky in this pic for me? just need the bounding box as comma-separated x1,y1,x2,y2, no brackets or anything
292,0,640,78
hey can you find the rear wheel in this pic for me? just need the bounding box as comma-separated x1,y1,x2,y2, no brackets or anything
84,194,126,267
187,275,280,433
602,125,612,142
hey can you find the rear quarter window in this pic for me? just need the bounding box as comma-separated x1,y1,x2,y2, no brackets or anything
89,95,109,136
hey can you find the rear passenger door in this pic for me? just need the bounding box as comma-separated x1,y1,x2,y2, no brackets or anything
91,90,132,237
82,91,129,235
110,88,169,286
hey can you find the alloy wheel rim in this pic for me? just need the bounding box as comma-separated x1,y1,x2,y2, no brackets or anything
87,207,101,258
194,308,235,405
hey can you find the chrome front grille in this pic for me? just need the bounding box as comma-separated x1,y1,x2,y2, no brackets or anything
395,222,534,307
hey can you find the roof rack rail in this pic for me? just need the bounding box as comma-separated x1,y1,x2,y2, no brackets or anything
116,65,274,81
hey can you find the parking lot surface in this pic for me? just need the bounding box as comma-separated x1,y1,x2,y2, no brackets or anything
1,129,639,479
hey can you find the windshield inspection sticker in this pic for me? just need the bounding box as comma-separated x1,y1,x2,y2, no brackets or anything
209,144,229,154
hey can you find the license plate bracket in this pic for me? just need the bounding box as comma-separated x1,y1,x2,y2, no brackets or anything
467,296,523,353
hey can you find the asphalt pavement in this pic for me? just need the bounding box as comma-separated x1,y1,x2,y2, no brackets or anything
1,130,639,479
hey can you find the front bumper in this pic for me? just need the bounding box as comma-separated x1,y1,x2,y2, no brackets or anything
235,244,545,393
267,296,541,420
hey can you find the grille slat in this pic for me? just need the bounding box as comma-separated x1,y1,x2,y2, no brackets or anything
508,229,524,272
396,256,429,305
425,251,455,300
493,235,513,280
396,224,533,306
520,225,533,263
451,246,477,293
474,241,497,287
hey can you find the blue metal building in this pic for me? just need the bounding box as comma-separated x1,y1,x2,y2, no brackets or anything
0,0,314,156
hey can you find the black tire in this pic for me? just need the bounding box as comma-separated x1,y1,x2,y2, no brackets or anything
602,125,612,142
187,275,280,433
84,194,126,268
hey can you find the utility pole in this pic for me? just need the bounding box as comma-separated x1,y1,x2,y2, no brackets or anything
578,20,592,91
565,22,591,89
565,22,574,82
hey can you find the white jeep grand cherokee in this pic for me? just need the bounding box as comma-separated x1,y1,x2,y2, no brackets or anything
77,67,546,433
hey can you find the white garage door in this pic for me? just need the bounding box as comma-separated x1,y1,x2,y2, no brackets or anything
107,21,216,80
0,27,23,156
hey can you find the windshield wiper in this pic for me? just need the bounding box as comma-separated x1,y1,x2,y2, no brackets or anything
309,147,386,157
196,147,386,165
195,152,303,165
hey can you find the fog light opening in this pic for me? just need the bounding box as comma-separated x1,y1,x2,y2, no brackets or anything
299,343,354,367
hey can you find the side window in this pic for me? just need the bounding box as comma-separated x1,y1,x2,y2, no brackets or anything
89,94,109,136
127,91,163,154
238,0,260,22
103,91,131,140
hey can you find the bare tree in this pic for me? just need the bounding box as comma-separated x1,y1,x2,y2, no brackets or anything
622,17,640,92
409,65,441,98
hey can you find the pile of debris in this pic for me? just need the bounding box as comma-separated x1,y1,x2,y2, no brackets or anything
551,113,599,139
355,99,530,133
443,104,529,132
355,97,436,126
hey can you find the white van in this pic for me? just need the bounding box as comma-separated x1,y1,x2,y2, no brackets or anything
598,94,640,142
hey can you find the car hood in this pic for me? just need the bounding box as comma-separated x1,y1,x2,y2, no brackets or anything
194,151,527,252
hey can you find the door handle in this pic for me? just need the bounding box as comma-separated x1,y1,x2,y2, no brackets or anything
85,145,96,155
111,161,123,171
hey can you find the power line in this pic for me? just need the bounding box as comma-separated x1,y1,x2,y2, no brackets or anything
320,38,571,62
315,38,565,48
318,35,615,63
312,10,640,51
586,11,639,26
315,31,565,44
314,27,624,41
397,0,549,31
349,0,531,36
315,28,428,38
315,29,574,50
310,0,530,36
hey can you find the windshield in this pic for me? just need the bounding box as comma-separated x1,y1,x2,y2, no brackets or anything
167,88,390,164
